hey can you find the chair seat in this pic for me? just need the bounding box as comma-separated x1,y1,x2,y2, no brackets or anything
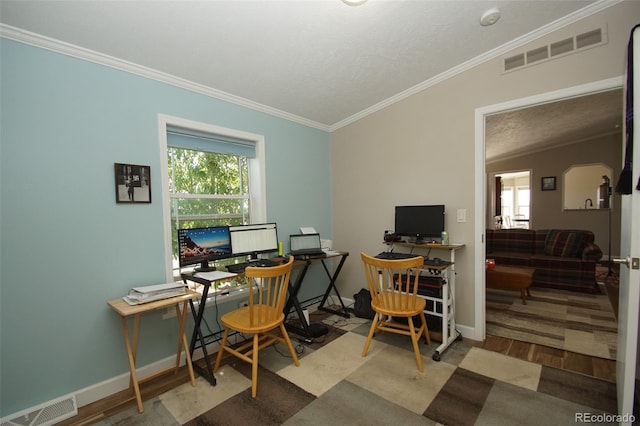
372,294,426,318
213,257,299,398
221,305,284,334
360,252,431,372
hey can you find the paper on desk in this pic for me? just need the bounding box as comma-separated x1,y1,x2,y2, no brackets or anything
323,249,342,256
300,226,317,234
124,282,186,305
194,270,237,281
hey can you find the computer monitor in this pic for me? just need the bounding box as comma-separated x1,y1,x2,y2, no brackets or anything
395,205,445,243
178,226,232,271
229,223,278,259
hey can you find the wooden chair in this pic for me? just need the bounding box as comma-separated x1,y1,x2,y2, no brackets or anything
360,252,431,372
213,256,299,397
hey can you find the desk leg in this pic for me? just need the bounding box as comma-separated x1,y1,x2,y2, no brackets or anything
317,255,350,318
188,291,217,386
120,315,144,413
284,262,315,339
176,302,196,386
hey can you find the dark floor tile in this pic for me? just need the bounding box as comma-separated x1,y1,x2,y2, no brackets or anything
185,367,315,426
537,365,617,414
424,368,494,426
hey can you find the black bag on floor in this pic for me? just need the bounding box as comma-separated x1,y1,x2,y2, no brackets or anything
353,288,375,320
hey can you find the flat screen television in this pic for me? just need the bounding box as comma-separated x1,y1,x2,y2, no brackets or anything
395,205,445,243
178,226,232,271
229,223,278,259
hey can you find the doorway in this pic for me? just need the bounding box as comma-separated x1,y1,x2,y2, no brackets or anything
472,76,624,342
477,79,623,380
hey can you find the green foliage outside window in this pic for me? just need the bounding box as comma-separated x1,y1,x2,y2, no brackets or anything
168,147,250,267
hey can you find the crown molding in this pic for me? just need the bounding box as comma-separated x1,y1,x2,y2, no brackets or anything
0,24,331,133
1,0,621,134
328,0,623,132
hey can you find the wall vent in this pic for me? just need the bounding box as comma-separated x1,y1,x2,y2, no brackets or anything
1,395,77,426
503,27,605,73
550,37,574,57
526,46,549,64
576,28,602,49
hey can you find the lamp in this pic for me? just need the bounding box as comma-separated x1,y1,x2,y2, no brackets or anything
342,0,368,6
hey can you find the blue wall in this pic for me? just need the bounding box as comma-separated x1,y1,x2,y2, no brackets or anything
0,39,331,416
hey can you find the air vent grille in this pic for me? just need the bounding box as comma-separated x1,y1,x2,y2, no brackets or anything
1,395,77,426
550,37,574,56
503,27,605,73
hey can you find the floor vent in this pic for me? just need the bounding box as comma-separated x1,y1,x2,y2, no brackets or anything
504,27,605,73
1,395,77,426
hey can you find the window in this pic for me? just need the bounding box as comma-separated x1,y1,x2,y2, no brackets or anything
158,115,266,281
516,187,530,218
501,187,513,219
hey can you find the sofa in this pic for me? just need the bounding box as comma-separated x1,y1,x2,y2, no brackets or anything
485,229,603,293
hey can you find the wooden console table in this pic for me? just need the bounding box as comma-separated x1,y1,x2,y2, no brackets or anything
107,289,199,413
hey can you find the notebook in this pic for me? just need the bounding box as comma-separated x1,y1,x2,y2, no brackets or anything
290,233,325,257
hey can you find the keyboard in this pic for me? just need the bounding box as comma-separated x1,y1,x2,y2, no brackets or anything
226,258,279,273
376,252,423,260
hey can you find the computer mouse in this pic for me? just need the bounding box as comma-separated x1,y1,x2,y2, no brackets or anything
433,257,442,265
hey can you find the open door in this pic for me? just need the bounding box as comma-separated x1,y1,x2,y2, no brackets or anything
615,25,640,424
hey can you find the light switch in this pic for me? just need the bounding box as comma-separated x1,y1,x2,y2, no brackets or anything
457,209,466,223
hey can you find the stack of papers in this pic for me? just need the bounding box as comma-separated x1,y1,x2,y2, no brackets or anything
123,282,186,305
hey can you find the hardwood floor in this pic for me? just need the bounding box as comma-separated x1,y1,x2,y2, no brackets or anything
481,334,616,382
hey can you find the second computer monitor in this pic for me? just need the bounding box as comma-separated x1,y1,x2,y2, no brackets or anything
229,223,278,258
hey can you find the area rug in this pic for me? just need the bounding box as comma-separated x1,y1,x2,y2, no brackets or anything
486,285,617,360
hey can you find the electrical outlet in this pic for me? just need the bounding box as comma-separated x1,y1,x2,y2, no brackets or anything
238,301,249,308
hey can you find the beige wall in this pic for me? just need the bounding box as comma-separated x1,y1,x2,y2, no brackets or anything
487,133,623,258
330,1,638,336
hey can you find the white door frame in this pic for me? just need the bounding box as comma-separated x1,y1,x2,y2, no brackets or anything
473,76,624,341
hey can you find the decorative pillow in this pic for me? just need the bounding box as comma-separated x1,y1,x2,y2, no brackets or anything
544,230,585,257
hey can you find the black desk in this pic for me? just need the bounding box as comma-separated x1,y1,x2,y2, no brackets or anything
284,251,349,341
181,270,239,386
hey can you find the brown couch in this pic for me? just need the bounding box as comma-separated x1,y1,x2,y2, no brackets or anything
486,229,603,293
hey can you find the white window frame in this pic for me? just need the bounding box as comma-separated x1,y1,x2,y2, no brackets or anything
158,114,266,281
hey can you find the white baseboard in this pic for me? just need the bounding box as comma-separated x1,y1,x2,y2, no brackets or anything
74,342,220,408
4,298,480,421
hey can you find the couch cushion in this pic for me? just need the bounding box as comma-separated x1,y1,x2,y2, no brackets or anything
489,229,535,255
543,230,586,258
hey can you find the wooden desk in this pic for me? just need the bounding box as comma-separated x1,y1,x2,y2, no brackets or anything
107,290,199,413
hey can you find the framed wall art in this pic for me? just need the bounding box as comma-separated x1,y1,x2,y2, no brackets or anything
114,163,151,203
541,176,556,191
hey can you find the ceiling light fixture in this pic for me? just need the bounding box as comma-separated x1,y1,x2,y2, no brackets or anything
342,0,368,6
480,8,501,26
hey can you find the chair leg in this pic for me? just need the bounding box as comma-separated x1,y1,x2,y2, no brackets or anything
213,328,230,372
408,317,424,372
279,323,300,366
251,333,259,398
362,314,379,357
419,311,431,345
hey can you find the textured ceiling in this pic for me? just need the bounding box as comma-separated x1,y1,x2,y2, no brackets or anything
0,0,623,158
485,89,623,162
